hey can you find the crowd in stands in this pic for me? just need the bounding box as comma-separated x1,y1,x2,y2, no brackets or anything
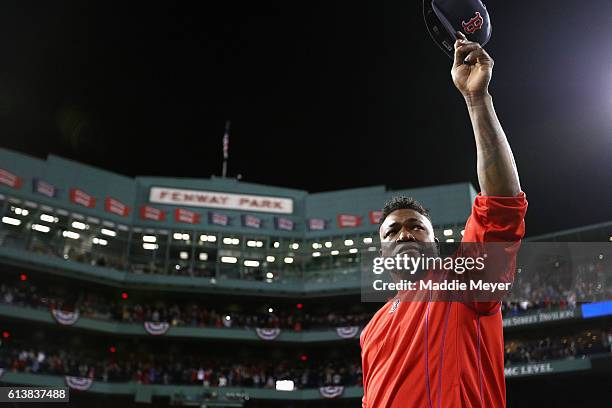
504,329,612,365
2,328,611,388
0,282,371,330
0,348,363,388
2,280,591,332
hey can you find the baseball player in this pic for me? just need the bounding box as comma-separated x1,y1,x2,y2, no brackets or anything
360,13,528,408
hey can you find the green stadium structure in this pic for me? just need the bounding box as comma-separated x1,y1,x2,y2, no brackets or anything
0,147,611,407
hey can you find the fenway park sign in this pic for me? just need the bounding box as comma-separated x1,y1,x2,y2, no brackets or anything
149,187,293,214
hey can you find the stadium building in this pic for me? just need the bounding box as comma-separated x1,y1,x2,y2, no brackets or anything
0,146,610,407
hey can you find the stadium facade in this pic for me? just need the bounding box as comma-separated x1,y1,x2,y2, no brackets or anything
0,147,610,407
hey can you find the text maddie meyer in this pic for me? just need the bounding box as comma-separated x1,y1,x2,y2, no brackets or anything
372,279,512,293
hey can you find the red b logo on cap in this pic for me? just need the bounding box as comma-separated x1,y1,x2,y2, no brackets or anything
462,11,484,34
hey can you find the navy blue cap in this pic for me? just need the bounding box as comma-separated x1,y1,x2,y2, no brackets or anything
423,0,492,59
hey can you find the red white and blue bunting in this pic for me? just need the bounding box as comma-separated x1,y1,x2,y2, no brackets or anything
335,326,360,339
319,386,344,399
65,376,93,391
255,328,281,341
144,321,170,336
51,308,80,326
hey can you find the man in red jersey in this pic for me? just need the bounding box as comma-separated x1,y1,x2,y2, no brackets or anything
360,34,528,407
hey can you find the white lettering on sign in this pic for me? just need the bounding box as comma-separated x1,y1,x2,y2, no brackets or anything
504,363,553,377
149,187,293,214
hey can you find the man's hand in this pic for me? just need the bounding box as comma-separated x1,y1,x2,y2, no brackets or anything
451,32,493,100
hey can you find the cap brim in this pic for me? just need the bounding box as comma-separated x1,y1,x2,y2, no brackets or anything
422,0,456,59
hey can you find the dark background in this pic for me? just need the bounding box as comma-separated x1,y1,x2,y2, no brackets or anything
1,1,611,236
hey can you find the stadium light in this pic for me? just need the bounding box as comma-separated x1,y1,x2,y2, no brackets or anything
244,260,260,267
173,232,183,240
312,252,321,257
182,233,190,241
232,238,239,245
363,237,373,244
100,228,116,237
225,315,231,321
276,380,294,391
312,242,320,249
179,251,189,260
2,216,21,226
62,231,80,240
344,239,354,246
199,253,208,261
142,243,159,250
446,238,455,243
266,272,274,279
291,243,299,250
266,256,275,262
273,241,280,248
13,207,29,216
349,248,358,254
331,250,339,256
31,224,50,233
284,257,294,264
368,246,377,252
268,307,274,313
71,221,88,230
324,241,332,248
40,214,57,223
461,229,465,236
142,235,157,243
221,256,238,264
92,237,108,246
443,229,453,236
247,240,258,247
200,234,217,242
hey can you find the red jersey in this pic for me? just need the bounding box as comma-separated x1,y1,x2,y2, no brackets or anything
361,192,528,408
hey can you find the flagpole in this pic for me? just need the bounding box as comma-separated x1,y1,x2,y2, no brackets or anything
222,120,230,178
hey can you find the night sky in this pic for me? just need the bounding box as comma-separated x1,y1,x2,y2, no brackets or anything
1,1,611,236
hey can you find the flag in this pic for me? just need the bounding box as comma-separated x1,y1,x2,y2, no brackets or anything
275,217,294,231
0,168,22,189
70,188,96,208
105,197,130,217
140,205,166,221
209,212,230,226
242,214,262,229
308,218,327,231
175,208,200,224
337,214,361,228
369,210,383,224
33,179,57,198
223,120,230,160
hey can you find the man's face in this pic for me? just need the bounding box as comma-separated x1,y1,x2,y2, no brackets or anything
379,209,436,259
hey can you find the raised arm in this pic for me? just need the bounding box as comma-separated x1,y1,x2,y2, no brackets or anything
451,32,521,197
